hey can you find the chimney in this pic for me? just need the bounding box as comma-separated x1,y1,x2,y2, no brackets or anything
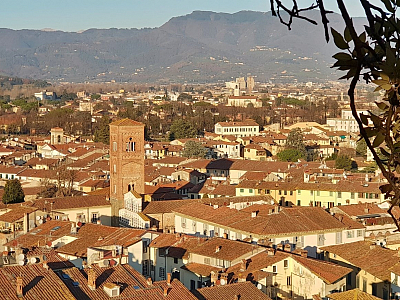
215,246,221,253
338,215,343,222
284,244,291,252
267,248,275,256
238,273,246,283
370,243,376,250
96,219,101,225
300,250,308,258
276,244,284,251
211,271,218,285
16,276,23,298
42,259,49,270
87,268,96,290
364,208,369,214
147,277,152,285
223,233,228,239
251,211,258,218
175,233,181,241
213,204,218,209
240,259,247,272
167,273,171,285
163,287,168,297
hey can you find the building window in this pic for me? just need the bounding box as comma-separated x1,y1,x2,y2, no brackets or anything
272,265,277,273
310,191,313,196
357,230,364,237
362,278,367,292
297,200,301,206
91,213,99,223
351,192,355,199
190,280,196,290
284,259,288,268
316,191,320,196
298,190,301,195
159,267,165,279
142,260,149,276
287,276,291,286
329,191,333,196
317,234,325,246
192,220,196,232
174,257,178,264
126,137,135,152
181,218,187,229
249,189,253,193
347,230,354,238
337,192,342,198
240,189,244,193
336,232,342,244
204,257,211,265
290,191,293,196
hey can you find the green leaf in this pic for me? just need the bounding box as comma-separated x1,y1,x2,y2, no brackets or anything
372,132,385,147
375,101,389,110
380,147,391,157
339,67,357,80
360,113,369,125
381,0,395,13
333,53,352,61
344,26,352,42
331,28,349,50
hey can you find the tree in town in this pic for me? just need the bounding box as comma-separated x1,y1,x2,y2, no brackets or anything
2,179,24,204
335,154,353,171
277,149,305,162
285,128,307,159
356,138,367,157
269,0,400,229
169,119,197,140
182,140,207,158
93,116,110,144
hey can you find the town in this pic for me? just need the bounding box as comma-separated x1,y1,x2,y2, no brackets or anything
0,74,395,300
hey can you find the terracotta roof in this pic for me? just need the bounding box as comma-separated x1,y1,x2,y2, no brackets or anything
0,206,38,223
194,281,272,300
181,262,222,277
60,264,195,300
321,241,398,281
174,204,348,238
332,203,386,217
25,248,75,270
327,289,381,300
33,195,110,211
4,220,73,248
109,118,144,126
0,264,75,299
291,255,352,284
208,184,236,197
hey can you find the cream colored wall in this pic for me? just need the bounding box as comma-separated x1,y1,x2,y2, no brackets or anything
58,205,112,226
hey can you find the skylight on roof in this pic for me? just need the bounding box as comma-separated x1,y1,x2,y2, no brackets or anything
50,226,61,231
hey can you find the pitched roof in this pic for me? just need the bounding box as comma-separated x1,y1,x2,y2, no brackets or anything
0,264,76,299
321,241,398,281
0,206,38,223
193,282,272,300
174,204,347,238
327,289,381,300
33,195,110,211
60,264,196,300
109,118,144,126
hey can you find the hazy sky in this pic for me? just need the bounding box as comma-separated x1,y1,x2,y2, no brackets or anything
0,1,373,32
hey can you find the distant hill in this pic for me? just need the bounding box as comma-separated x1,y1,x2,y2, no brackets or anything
0,10,366,84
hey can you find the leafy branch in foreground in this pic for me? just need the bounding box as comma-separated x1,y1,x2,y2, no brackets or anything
270,0,400,231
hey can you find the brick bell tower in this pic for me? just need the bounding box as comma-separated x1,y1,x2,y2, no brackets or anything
109,118,145,225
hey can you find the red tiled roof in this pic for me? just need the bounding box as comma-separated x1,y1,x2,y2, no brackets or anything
109,118,144,126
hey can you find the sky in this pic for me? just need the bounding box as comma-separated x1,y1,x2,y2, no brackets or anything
0,0,374,32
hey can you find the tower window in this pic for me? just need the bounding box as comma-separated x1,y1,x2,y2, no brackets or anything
126,137,135,152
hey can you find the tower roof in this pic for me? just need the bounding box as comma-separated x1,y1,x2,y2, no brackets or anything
109,118,144,127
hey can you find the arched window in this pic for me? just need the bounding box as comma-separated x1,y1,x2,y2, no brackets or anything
57,135,61,143
126,137,135,152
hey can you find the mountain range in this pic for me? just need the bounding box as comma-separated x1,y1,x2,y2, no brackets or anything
0,10,366,84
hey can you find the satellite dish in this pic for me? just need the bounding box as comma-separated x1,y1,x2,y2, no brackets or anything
38,220,43,224
257,283,262,290
17,254,25,261
102,260,110,267
30,257,40,264
36,216,41,221
220,278,226,285
18,260,26,266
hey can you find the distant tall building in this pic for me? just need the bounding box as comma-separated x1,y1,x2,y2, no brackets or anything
247,76,255,92
50,127,64,145
236,77,246,90
109,118,145,225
